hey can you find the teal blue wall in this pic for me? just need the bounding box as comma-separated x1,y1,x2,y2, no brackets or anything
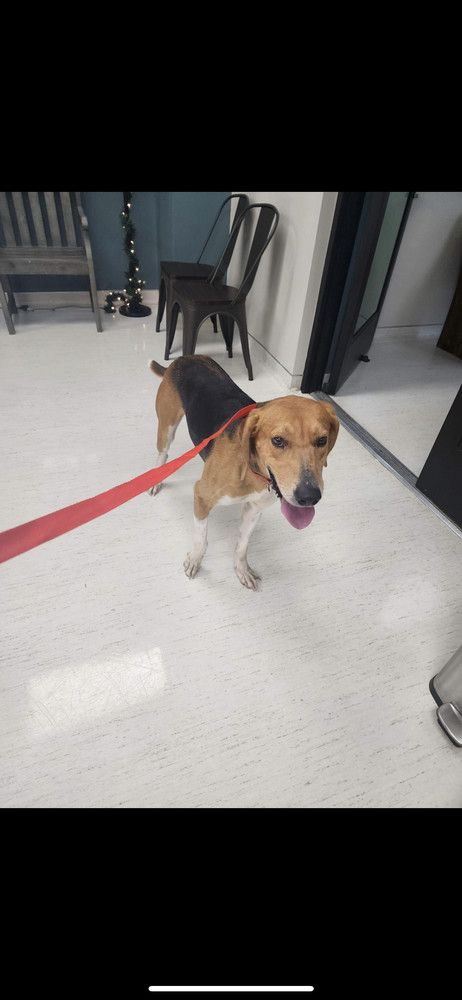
10,191,232,293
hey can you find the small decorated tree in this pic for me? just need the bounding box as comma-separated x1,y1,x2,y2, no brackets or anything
118,191,151,317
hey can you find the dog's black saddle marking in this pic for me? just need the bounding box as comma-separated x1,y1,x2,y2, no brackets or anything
171,356,256,460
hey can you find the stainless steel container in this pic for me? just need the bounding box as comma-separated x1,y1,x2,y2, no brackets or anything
430,644,462,747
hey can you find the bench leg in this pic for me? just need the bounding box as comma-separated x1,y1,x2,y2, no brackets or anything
0,279,16,334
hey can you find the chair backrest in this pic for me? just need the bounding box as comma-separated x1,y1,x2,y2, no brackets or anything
196,193,249,273
0,192,83,249
208,202,279,303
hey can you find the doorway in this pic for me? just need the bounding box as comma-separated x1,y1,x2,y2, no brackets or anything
302,191,462,531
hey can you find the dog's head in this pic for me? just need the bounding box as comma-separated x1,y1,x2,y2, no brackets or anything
239,395,339,526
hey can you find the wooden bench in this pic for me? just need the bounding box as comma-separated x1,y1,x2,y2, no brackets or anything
0,192,102,334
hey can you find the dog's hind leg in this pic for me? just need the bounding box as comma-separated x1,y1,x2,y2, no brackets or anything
148,367,184,497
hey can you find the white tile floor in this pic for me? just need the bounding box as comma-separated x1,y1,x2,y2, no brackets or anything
335,325,462,475
1,303,461,807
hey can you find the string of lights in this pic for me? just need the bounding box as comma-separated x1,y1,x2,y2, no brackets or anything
103,291,128,314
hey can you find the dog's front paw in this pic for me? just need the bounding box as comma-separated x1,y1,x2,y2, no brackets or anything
184,552,203,579
147,483,162,497
234,560,261,591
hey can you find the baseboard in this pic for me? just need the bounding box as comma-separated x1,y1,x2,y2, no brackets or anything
12,289,160,310
246,335,295,391
10,288,295,388
13,291,96,309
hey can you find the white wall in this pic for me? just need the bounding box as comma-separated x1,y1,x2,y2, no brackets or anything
378,191,462,328
227,192,462,387
229,192,337,387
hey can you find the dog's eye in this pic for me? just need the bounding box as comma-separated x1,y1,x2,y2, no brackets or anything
271,436,286,448
315,435,328,447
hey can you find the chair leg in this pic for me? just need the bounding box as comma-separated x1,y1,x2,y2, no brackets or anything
182,309,200,357
219,315,234,357
236,310,253,380
211,314,218,332
0,280,16,335
156,278,166,332
165,301,180,359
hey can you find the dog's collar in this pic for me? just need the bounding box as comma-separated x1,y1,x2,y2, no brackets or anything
248,465,272,488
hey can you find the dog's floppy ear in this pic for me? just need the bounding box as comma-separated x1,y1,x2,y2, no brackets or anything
320,402,339,464
238,407,262,478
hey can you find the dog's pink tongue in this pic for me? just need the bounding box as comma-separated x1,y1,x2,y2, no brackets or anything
281,498,315,529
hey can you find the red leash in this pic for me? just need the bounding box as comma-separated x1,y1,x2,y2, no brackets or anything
0,403,257,565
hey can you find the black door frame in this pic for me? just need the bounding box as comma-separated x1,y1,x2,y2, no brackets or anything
303,191,462,533
301,192,364,394
416,384,462,528
301,191,415,394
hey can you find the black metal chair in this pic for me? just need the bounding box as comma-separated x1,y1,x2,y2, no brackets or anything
166,203,279,381
155,193,249,334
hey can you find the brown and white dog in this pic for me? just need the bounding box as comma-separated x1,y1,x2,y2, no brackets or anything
149,355,339,590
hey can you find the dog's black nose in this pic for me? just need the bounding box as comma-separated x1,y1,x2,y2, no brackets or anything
293,483,322,506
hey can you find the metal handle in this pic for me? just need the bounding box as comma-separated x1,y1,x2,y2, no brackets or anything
436,703,462,747
430,642,462,747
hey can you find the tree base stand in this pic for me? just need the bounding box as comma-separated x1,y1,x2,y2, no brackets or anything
119,303,152,318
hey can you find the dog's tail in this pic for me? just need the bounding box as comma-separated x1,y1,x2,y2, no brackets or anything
149,359,168,378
